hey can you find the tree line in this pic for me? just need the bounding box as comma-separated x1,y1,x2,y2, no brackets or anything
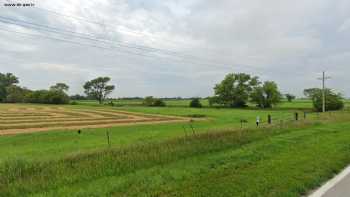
207,73,344,111
0,73,115,104
0,72,344,111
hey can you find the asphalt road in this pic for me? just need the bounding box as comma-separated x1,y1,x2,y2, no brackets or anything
322,173,350,197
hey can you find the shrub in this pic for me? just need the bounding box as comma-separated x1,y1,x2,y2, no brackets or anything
143,96,155,106
189,98,202,108
143,96,166,107
152,99,166,107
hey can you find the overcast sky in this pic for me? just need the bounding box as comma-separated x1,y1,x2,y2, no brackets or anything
0,0,349,98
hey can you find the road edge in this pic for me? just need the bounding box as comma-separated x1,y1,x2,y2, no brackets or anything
308,165,350,197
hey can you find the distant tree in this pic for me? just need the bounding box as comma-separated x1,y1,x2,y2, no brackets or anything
143,96,155,106
46,90,70,104
70,94,88,100
50,83,69,92
24,90,48,103
303,88,320,98
251,81,282,108
189,98,202,108
153,99,166,107
142,96,166,107
304,88,344,112
208,96,220,107
83,77,115,104
285,94,296,102
0,73,19,102
213,73,260,107
5,85,31,103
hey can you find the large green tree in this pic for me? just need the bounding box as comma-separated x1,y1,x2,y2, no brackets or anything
5,85,31,103
0,73,19,102
83,77,115,104
251,81,282,108
304,88,344,112
213,73,259,107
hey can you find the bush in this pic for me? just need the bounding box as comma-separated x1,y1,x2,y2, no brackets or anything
189,98,202,108
152,99,166,107
143,96,155,106
143,96,166,107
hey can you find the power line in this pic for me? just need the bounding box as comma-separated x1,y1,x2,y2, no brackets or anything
0,15,224,65
4,0,195,49
0,15,230,67
0,26,239,71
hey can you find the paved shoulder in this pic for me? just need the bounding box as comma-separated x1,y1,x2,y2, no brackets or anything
309,165,350,197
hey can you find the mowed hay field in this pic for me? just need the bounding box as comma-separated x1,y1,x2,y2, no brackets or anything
2,101,350,196
0,104,187,135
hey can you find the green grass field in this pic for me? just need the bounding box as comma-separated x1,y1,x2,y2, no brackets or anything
1,100,350,196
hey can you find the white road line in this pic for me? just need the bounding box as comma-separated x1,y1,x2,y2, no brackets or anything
309,165,350,197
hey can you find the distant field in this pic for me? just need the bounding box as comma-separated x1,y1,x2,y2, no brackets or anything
0,104,186,135
78,98,350,109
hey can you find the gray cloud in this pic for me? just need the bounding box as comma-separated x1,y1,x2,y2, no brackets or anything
0,0,349,97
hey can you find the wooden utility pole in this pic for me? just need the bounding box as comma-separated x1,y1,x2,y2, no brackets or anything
317,71,331,112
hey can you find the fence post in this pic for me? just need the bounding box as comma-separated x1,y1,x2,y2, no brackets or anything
267,114,272,124
295,112,299,121
106,130,111,148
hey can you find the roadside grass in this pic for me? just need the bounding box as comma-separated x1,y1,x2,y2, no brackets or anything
1,115,350,196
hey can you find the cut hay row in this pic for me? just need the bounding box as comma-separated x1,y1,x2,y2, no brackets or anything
72,109,142,119
78,108,172,119
0,116,129,124
0,106,189,135
0,118,189,136
0,117,180,130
